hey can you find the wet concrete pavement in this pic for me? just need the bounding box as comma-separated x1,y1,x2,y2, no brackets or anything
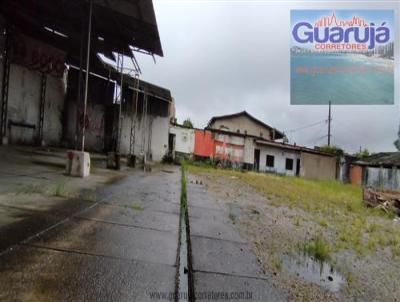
186,174,285,301
0,166,181,301
0,146,126,251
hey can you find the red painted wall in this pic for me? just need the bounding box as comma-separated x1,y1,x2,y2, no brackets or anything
349,165,363,186
194,130,215,157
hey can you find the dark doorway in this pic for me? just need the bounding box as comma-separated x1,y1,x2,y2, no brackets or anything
254,149,260,171
296,159,301,176
168,133,175,157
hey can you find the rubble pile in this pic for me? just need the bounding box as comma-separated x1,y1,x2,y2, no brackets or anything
363,187,400,216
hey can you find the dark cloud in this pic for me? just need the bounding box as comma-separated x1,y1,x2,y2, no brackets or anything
135,0,399,153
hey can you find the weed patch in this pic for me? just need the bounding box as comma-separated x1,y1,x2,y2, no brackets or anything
80,189,96,203
301,234,331,262
17,184,45,195
130,201,143,211
181,161,188,212
54,182,69,197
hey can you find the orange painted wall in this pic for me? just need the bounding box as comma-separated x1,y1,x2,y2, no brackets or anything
194,130,215,157
349,165,363,186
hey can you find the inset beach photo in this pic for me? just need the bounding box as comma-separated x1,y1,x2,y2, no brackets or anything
290,10,394,105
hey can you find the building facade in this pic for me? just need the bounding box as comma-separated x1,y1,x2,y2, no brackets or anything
350,152,400,190
170,111,338,180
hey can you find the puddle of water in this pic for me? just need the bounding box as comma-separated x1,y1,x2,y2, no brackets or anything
281,253,346,292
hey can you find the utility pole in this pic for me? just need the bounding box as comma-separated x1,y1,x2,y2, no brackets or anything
327,100,332,146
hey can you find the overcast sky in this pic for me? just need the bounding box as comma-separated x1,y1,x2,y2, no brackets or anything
135,0,400,154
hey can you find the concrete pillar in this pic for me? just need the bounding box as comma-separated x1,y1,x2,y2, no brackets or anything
66,150,91,177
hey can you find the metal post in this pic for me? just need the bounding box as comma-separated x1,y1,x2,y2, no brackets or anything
75,17,85,150
141,93,148,154
1,27,10,144
81,0,93,151
116,53,124,154
38,73,47,144
129,74,139,155
327,100,331,146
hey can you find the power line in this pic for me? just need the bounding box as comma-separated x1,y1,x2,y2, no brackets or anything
312,134,329,144
287,119,327,133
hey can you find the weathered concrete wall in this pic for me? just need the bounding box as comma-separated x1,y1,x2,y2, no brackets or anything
213,133,244,165
0,19,4,119
243,137,255,165
150,116,169,161
169,125,195,155
258,145,300,176
4,63,65,145
209,115,272,140
119,112,169,162
7,64,41,144
84,103,105,152
43,74,66,145
300,152,337,180
64,102,113,153
64,99,78,149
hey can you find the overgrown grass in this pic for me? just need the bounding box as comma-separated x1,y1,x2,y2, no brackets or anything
17,184,45,195
301,234,331,262
130,201,143,211
270,253,283,271
54,182,68,197
80,189,96,203
187,165,400,257
181,161,188,212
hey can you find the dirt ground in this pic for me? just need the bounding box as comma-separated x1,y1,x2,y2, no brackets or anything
189,169,400,302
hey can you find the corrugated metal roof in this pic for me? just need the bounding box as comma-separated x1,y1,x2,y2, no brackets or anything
0,0,163,58
355,152,400,167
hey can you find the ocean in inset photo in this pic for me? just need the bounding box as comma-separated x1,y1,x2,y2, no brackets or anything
290,53,394,105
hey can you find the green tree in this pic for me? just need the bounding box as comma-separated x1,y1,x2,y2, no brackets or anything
394,125,400,150
395,139,400,151
182,118,194,128
354,148,370,159
318,145,343,155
